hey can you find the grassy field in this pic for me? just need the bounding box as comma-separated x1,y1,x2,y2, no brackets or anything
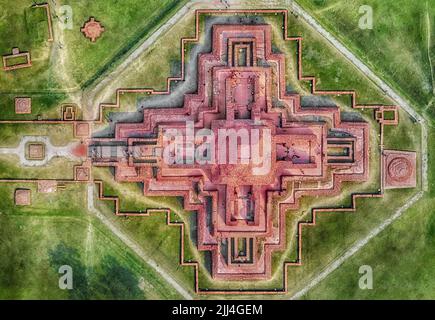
60,0,187,90
0,1,57,91
0,93,67,120
87,10,422,298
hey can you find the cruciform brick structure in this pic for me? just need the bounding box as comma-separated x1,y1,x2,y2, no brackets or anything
90,24,370,280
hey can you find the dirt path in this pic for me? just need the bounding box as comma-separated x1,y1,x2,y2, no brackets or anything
86,185,193,300
50,1,81,94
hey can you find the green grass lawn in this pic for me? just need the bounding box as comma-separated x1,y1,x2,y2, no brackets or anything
0,93,67,120
60,0,187,90
294,0,434,115
92,167,196,293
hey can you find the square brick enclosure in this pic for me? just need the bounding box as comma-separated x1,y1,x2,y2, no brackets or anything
383,150,417,189
14,189,31,206
27,143,45,160
15,97,32,114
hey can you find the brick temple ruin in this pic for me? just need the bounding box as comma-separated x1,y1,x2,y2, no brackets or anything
89,25,372,280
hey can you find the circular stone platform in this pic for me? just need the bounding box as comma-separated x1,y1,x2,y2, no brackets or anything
388,157,412,182
81,17,105,42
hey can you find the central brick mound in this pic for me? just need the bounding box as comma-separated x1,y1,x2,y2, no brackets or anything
383,150,416,189
90,25,372,281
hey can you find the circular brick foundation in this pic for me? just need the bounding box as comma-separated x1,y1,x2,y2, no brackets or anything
388,157,413,182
